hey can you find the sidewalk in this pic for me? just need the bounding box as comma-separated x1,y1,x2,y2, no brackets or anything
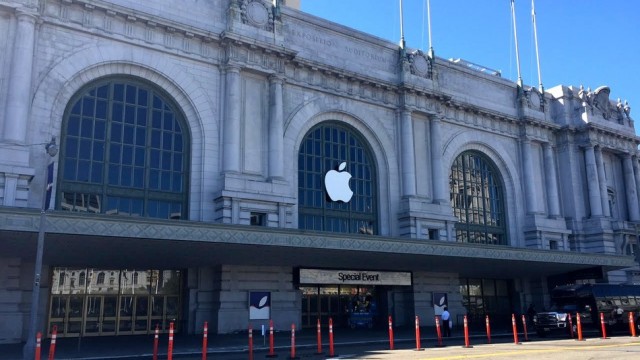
0,326,547,360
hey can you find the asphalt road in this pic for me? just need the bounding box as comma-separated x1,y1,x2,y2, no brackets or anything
175,335,640,359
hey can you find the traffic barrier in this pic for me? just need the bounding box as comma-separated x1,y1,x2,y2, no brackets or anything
521,314,529,341
435,316,443,347
266,320,277,357
414,315,423,350
316,318,322,354
329,318,336,357
388,315,394,350
48,325,57,360
202,321,208,360
248,324,254,360
485,315,492,344
568,315,575,339
629,312,637,337
463,315,472,348
290,323,297,360
35,332,41,360
511,314,520,345
576,313,584,341
600,312,608,339
168,322,174,360
153,324,159,360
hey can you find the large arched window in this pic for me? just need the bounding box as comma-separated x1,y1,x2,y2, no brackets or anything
298,122,378,234
57,78,189,220
450,151,506,245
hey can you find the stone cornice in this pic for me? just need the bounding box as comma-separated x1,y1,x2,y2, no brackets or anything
40,0,221,60
0,206,634,269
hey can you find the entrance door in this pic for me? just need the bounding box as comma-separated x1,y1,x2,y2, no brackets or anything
84,296,103,336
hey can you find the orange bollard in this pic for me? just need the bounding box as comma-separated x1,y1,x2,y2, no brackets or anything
600,312,608,339
388,315,395,350
463,315,472,348
167,322,174,360
153,324,159,360
629,312,637,337
485,315,492,344
48,325,57,360
511,314,520,345
521,314,529,341
248,324,254,360
267,320,276,358
316,318,322,354
568,315,575,339
435,316,443,347
329,318,335,357
414,315,423,350
292,323,298,359
576,313,584,341
35,332,42,360
202,321,208,360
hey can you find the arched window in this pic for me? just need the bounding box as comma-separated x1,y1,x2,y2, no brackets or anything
57,78,189,219
298,122,377,234
450,151,506,245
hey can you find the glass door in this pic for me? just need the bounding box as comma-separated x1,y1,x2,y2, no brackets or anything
83,296,103,335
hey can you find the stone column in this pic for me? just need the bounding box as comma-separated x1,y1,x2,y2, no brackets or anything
594,146,610,217
633,156,640,214
222,65,241,173
623,154,640,221
431,116,446,203
2,9,38,143
268,75,284,180
584,144,603,217
542,143,560,217
521,138,537,214
399,109,416,197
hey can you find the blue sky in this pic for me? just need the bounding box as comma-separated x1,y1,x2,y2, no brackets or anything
300,0,640,134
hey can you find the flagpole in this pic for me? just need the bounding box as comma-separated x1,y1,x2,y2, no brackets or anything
510,0,523,89
427,0,434,58
399,0,406,49
531,0,543,93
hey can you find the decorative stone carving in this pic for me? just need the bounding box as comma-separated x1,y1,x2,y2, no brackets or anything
407,50,432,78
240,0,274,31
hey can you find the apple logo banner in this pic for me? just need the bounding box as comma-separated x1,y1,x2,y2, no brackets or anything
249,291,270,320
325,162,353,202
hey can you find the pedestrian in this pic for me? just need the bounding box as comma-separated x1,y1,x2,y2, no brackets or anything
442,306,451,337
527,303,536,324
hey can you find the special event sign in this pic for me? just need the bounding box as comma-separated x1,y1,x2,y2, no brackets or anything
299,269,412,286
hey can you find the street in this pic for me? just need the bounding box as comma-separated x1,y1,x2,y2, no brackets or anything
175,335,640,360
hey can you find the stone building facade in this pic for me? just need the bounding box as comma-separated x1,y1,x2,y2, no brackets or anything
0,0,637,344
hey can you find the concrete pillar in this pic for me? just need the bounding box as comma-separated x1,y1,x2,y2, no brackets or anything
223,65,241,173
584,144,603,217
623,154,640,221
431,116,446,203
542,143,560,217
521,138,537,214
268,75,284,180
3,9,38,143
594,146,610,217
399,109,416,197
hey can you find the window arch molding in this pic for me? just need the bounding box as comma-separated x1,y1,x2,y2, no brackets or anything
297,120,379,234
287,109,392,234
449,150,507,245
56,76,190,219
31,59,210,218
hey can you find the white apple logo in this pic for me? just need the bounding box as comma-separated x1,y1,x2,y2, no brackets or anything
325,162,353,202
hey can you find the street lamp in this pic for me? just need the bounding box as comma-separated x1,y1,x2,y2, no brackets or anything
23,137,58,360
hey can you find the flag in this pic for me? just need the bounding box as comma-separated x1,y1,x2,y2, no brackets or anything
44,162,54,210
